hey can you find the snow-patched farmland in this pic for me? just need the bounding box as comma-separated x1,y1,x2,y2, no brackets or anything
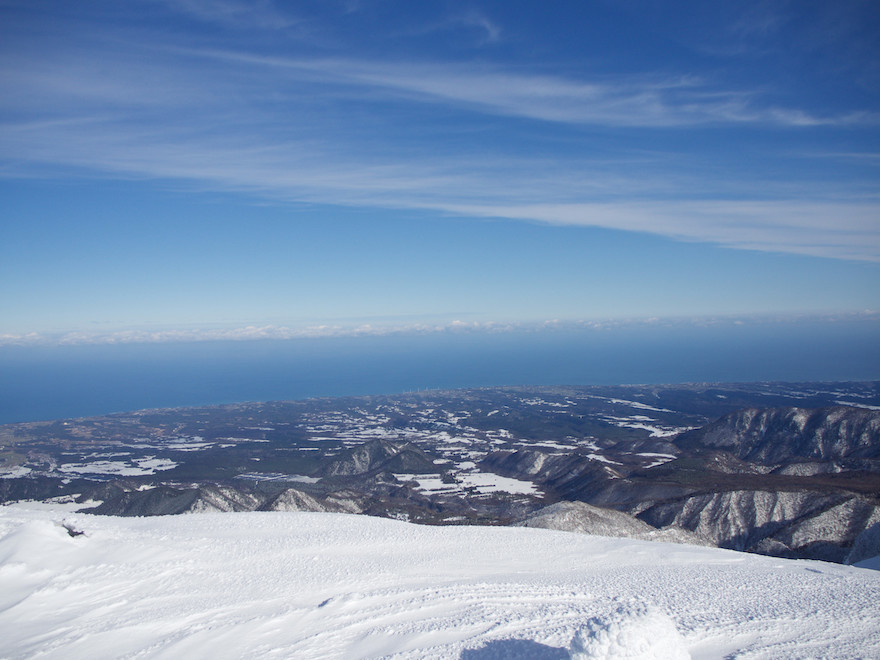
1,504,879,659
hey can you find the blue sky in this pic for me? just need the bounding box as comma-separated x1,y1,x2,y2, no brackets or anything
1,0,879,344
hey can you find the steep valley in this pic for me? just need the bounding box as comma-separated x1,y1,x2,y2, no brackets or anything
2,381,879,565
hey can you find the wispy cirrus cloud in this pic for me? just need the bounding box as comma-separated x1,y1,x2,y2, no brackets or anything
457,10,502,44
3,108,877,261
5,36,863,132
187,49,861,128
440,201,880,262
2,17,878,262
155,0,299,30
392,9,502,46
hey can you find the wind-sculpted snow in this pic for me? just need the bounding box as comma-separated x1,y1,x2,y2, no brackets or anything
2,504,879,659
569,604,690,660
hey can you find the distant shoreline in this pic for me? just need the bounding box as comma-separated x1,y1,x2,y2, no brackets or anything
1,322,878,424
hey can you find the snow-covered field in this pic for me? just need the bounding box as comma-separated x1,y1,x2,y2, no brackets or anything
394,471,542,497
1,504,879,659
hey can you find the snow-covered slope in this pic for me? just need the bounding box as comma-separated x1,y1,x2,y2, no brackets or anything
1,504,879,659
516,501,710,547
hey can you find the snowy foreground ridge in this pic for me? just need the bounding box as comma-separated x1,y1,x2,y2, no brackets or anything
1,505,879,659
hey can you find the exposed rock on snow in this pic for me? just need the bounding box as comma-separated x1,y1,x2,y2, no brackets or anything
676,406,880,464
846,521,880,565
638,489,880,562
319,439,436,477
771,461,845,476
89,483,263,516
259,487,341,513
481,449,624,495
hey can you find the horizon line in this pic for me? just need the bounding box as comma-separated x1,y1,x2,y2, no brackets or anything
2,311,877,348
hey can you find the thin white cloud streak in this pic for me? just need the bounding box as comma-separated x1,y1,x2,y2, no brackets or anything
803,151,880,162
458,11,502,44
9,40,850,130
155,0,299,30
195,50,861,128
441,201,880,262
395,10,502,46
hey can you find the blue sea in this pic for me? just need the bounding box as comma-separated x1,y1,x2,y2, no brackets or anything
1,319,878,424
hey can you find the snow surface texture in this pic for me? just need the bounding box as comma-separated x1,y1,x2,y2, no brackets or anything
1,504,879,659
569,604,689,660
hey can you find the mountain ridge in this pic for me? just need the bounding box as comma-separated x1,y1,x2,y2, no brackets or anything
676,405,880,464
2,382,879,565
